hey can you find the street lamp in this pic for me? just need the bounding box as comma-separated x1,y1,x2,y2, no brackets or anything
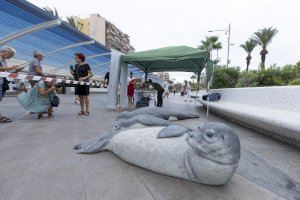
208,23,233,67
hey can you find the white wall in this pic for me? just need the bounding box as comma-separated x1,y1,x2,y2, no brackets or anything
89,14,106,45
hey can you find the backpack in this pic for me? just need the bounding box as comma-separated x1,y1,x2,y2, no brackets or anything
202,93,221,102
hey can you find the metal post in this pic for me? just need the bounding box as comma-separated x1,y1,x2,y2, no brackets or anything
226,23,231,68
19,40,95,70
145,72,148,82
43,40,94,57
208,23,232,68
207,80,210,117
0,19,62,45
51,52,111,74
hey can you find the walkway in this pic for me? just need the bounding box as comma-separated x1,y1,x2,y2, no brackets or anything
0,94,299,200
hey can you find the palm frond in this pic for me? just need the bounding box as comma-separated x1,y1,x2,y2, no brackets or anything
240,39,257,54
43,6,60,19
66,16,77,28
252,27,278,47
198,36,222,51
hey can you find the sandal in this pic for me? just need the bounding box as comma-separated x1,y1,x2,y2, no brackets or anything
0,117,12,123
37,113,43,119
78,111,85,116
84,111,89,116
48,113,54,118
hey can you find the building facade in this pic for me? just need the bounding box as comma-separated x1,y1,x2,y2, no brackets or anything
72,14,135,54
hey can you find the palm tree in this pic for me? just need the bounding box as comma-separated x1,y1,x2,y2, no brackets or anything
66,16,77,28
252,27,278,69
240,39,257,71
43,6,60,19
198,36,222,61
190,75,197,83
214,42,222,62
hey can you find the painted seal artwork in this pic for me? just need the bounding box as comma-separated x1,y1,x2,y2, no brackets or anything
116,107,199,121
74,112,241,185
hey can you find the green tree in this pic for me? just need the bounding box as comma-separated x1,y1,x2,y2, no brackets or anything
198,36,222,61
66,16,84,31
66,16,77,28
190,75,197,83
240,39,257,71
252,27,278,69
211,66,240,89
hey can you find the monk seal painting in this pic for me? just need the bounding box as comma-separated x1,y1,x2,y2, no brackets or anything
74,115,240,185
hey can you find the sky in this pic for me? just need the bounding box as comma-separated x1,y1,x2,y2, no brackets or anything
28,0,300,83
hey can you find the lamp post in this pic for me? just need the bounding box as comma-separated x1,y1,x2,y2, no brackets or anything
208,23,232,67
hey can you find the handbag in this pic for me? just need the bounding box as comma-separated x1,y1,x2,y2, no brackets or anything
49,95,60,107
3,78,9,91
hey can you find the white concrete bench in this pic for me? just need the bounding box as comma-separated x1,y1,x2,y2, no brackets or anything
198,86,300,147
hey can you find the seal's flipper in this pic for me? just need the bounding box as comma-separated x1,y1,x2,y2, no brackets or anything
74,133,112,154
173,112,199,120
157,125,190,138
135,114,173,127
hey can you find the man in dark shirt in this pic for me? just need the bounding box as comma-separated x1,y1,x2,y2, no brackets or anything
148,79,164,107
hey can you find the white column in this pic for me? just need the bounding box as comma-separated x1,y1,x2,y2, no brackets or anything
119,62,128,108
106,49,122,110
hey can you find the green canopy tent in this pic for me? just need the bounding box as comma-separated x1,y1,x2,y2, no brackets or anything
121,46,213,78
113,46,213,111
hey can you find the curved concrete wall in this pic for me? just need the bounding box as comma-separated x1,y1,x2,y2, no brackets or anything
198,86,300,147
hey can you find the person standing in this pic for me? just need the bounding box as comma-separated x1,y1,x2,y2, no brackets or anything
163,80,170,99
148,79,164,107
104,71,109,88
0,46,19,123
28,51,44,87
184,83,192,102
127,72,135,106
70,53,93,116
133,78,142,104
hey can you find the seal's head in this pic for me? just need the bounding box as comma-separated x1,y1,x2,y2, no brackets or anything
186,122,240,165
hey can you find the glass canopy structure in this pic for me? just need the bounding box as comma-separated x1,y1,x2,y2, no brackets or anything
0,0,112,76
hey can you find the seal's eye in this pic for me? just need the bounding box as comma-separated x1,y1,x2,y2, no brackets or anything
114,124,120,130
221,135,225,140
205,130,214,138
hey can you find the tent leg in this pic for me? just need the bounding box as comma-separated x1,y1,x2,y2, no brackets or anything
106,49,122,110
207,80,210,118
119,63,128,108
145,72,148,82
194,72,201,106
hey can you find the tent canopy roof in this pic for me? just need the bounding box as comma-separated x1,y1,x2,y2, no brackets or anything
121,46,211,73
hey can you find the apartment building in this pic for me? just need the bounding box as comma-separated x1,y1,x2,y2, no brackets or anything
72,14,135,54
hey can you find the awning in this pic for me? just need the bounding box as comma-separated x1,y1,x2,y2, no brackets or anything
121,46,212,75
